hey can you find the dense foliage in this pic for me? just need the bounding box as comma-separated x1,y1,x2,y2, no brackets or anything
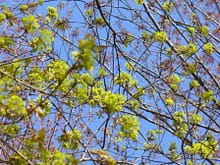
0,0,219,164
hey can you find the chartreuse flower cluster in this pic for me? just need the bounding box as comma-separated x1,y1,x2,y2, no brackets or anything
183,62,196,76
92,17,105,27
54,18,67,30
2,59,25,77
201,90,214,103
143,143,160,151
0,61,27,119
35,97,51,118
187,26,195,36
47,60,69,81
127,99,139,110
19,6,55,52
177,45,189,55
22,14,39,33
90,87,125,114
184,134,218,158
142,31,151,42
173,111,188,138
0,94,27,119
46,59,74,92
72,37,96,71
27,67,45,88
102,91,125,114
71,73,90,103
146,129,163,141
189,80,200,89
70,72,125,114
114,72,137,88
198,25,209,37
135,0,145,5
47,6,58,19
45,6,67,30
10,129,79,165
187,25,209,37
165,97,174,106
118,114,140,141
91,150,116,165
168,142,179,161
0,35,14,49
0,13,6,23
162,1,173,13
153,31,167,42
166,48,172,56
132,87,146,99
58,129,82,150
168,74,181,91
143,129,162,152
30,29,54,52
203,42,214,55
0,124,20,137
19,4,28,13
177,43,197,56
2,5,13,20
114,72,132,85
189,114,202,124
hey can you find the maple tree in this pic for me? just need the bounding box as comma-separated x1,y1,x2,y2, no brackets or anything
0,0,219,164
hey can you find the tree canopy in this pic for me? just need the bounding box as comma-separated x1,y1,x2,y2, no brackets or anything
0,0,219,164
